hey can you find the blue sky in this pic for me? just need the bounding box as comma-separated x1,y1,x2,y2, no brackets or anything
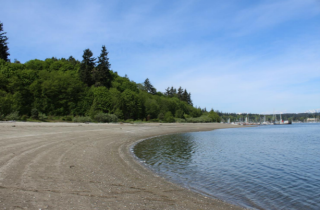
1,0,320,114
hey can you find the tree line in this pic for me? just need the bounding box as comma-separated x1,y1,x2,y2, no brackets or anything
0,21,221,123
217,112,320,123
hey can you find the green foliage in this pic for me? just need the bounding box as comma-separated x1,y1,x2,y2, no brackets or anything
0,45,209,123
61,115,72,121
114,108,123,119
164,111,175,122
31,71,86,116
175,118,186,123
5,111,20,121
94,112,118,122
143,78,156,94
38,112,48,121
25,59,45,70
21,115,28,121
189,107,202,118
145,98,159,119
121,89,141,120
94,46,112,88
124,119,134,123
208,110,221,122
112,77,138,93
79,49,95,86
185,115,212,123
91,86,111,113
31,108,39,119
165,86,192,105
73,116,92,123
158,113,164,121
175,109,184,118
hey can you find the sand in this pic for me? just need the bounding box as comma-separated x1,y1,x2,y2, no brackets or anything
0,122,244,210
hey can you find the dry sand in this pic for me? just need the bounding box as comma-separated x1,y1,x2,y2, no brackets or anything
0,122,244,210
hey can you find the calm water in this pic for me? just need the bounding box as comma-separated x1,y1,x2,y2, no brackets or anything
133,123,320,210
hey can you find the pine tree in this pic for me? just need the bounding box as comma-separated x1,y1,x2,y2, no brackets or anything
177,86,183,100
187,92,193,106
94,45,112,88
79,49,95,86
170,86,176,96
165,87,170,96
144,78,157,94
0,22,10,62
182,89,188,102
68,56,78,66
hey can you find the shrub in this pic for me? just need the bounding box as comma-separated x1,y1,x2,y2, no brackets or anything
73,116,92,123
208,111,221,122
164,111,175,123
62,115,73,121
114,108,123,119
175,109,184,118
158,113,164,121
175,118,186,123
31,108,39,119
125,119,134,123
5,111,20,121
185,115,212,123
133,120,143,124
38,112,48,121
94,112,118,123
21,115,28,121
109,114,118,122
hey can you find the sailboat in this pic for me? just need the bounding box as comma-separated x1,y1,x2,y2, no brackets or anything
274,113,292,125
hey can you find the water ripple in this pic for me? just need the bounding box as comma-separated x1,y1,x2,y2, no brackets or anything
134,123,320,210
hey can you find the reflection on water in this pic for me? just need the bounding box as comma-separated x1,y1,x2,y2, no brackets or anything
134,124,320,210
134,134,195,171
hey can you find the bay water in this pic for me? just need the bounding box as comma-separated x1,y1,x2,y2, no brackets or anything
133,123,320,209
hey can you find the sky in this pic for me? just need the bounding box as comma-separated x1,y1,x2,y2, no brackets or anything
1,0,320,114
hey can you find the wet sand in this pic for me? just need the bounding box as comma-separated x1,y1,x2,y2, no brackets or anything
0,122,244,210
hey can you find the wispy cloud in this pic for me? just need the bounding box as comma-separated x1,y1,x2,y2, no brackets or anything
1,0,320,113
231,0,320,35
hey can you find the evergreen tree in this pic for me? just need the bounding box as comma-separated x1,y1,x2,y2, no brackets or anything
187,92,193,106
165,86,176,97
93,45,112,88
177,86,183,100
182,89,188,102
144,78,156,94
165,87,170,96
68,56,78,66
79,49,95,86
170,86,176,96
0,22,10,62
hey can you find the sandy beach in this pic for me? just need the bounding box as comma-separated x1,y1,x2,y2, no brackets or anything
0,122,244,210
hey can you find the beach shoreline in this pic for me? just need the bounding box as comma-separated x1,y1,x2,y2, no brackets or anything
0,122,244,209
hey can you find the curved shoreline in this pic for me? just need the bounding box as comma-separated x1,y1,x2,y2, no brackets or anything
0,122,245,209
129,131,230,205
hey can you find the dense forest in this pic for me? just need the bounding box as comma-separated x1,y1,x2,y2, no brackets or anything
0,21,221,123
